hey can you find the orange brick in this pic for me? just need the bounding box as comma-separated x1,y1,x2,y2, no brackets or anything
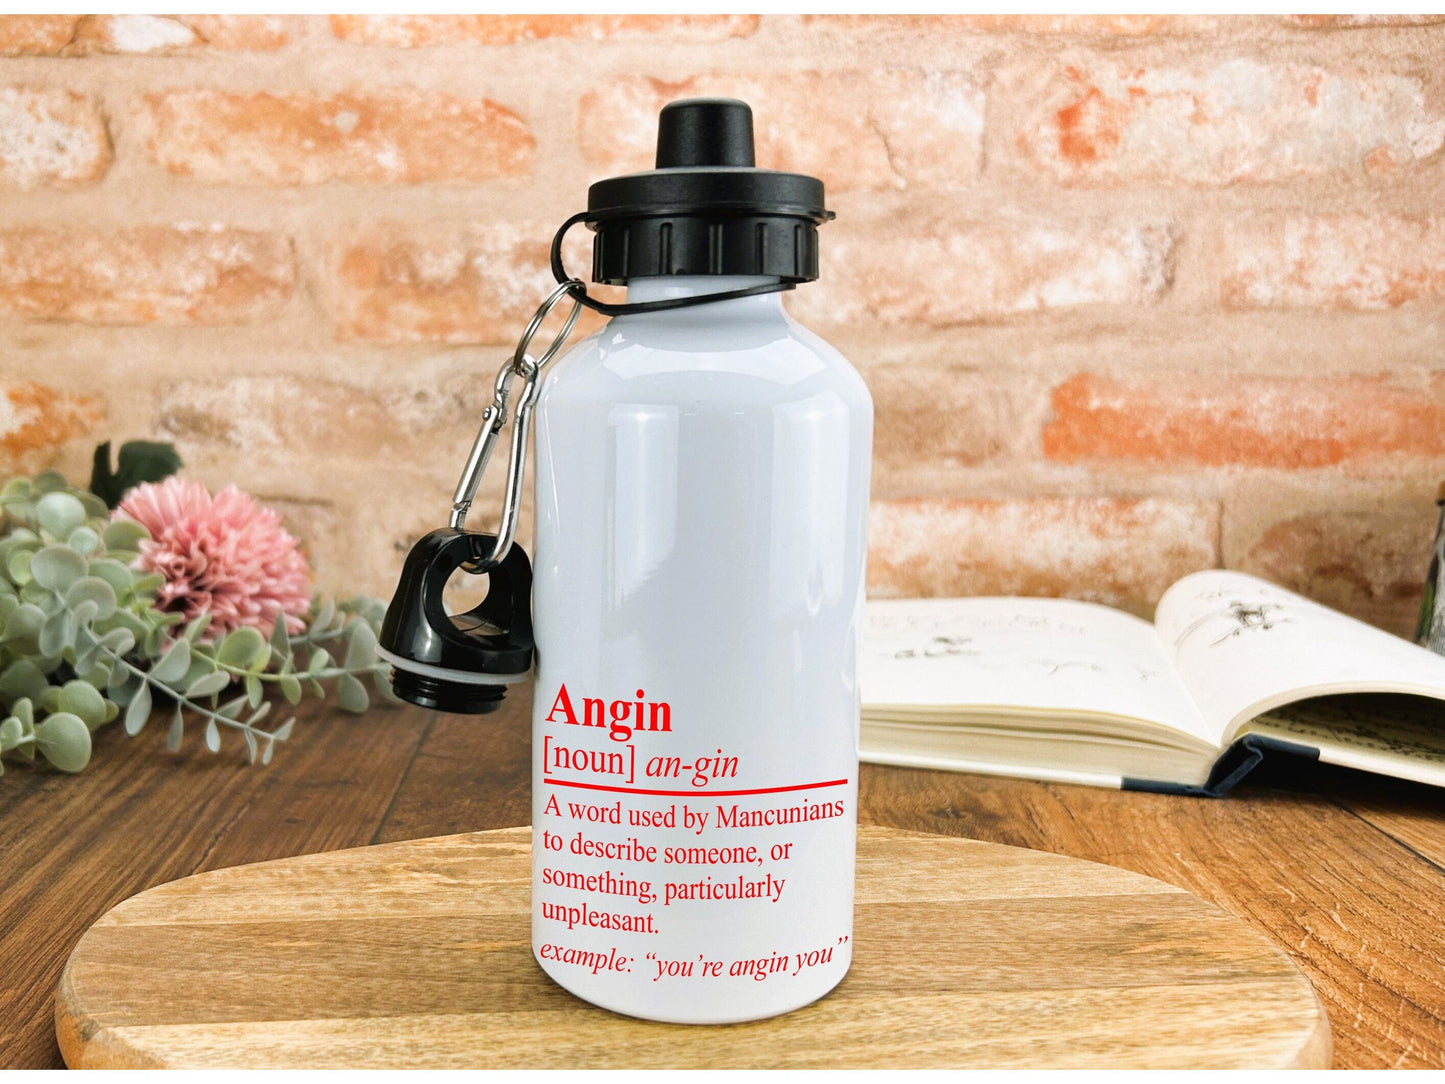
868,366,1027,471
70,15,289,53
138,90,533,185
1223,216,1445,311
0,227,293,325
0,87,110,189
1044,372,1445,470
868,497,1219,613
0,16,79,55
1236,507,1435,636
326,223,610,345
331,14,757,46
0,15,289,54
579,72,984,192
0,379,104,474
805,14,1207,34
1020,61,1445,185
790,216,1173,327
1284,14,1445,28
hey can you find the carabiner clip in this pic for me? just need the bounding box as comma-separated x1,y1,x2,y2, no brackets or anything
448,280,583,572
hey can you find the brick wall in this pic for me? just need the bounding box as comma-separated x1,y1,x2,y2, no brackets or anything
2,14,1443,634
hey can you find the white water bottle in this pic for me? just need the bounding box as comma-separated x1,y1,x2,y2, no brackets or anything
528,99,872,1023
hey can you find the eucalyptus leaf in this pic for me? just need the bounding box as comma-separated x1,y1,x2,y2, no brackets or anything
124,681,152,736
336,673,369,714
245,673,262,708
166,705,184,752
0,716,22,750
204,718,220,753
6,547,33,586
98,626,135,657
34,492,86,540
308,648,332,675
86,558,135,597
151,638,191,684
0,659,48,704
66,576,118,621
217,627,268,671
344,622,378,671
57,680,107,729
29,545,86,593
279,674,302,705
100,519,150,553
34,712,91,772
182,614,212,644
185,670,231,699
37,608,73,659
67,525,100,557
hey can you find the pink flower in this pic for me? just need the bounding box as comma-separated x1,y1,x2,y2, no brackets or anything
115,477,311,640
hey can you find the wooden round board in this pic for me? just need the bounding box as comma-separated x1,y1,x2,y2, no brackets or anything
56,826,1330,1069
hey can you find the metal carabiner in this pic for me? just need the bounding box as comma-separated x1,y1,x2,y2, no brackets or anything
448,280,583,572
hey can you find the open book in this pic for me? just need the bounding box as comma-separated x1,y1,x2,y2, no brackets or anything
861,570,1445,795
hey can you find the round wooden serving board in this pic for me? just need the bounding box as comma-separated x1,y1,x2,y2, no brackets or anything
56,825,1330,1069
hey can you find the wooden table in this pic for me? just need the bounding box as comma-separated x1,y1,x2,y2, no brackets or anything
2,689,1442,1068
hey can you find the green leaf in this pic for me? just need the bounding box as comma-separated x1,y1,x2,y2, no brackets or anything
0,715,22,751
29,545,86,593
89,440,183,509
67,525,100,557
261,737,275,766
2,602,44,645
34,492,87,540
182,614,212,643
243,728,258,764
185,670,231,698
37,608,73,659
166,704,184,752
86,558,135,598
150,638,191,685
66,576,118,621
312,597,336,635
204,718,220,753
58,680,107,730
269,614,291,663
245,673,262,708
101,519,150,553
35,712,91,772
279,674,302,705
344,622,378,671
6,547,33,586
307,648,332,675
124,681,152,735
99,627,136,657
217,627,268,671
0,660,48,704
336,672,369,714
272,718,295,742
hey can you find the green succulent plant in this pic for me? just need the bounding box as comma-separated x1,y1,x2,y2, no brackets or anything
0,471,394,776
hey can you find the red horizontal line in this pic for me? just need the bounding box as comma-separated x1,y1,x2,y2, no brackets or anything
542,778,851,798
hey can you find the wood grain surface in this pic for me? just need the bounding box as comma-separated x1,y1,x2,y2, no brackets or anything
55,825,1329,1069
0,688,1441,1067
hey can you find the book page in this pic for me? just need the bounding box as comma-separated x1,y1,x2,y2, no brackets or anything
1244,695,1445,788
863,597,1215,745
1154,569,1445,744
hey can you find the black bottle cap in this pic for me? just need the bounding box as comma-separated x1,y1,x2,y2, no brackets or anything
378,529,534,715
584,97,833,286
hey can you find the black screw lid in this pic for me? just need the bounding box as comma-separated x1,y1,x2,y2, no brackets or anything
584,98,833,286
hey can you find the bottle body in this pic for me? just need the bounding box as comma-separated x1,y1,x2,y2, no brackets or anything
529,278,872,1023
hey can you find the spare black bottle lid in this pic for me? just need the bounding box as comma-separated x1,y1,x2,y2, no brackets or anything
584,98,833,286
